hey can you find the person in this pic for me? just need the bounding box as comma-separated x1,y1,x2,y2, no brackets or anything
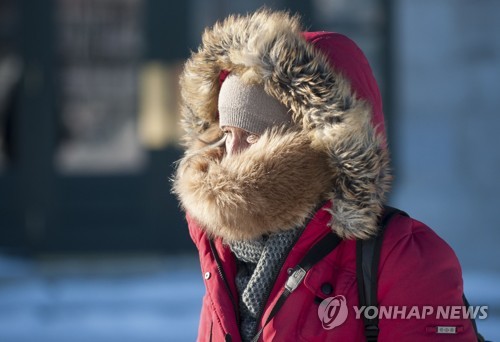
173,9,477,342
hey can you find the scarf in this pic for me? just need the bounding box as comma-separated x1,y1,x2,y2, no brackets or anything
229,228,302,341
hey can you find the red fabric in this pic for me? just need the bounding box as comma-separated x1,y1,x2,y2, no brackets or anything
303,32,386,137
189,204,476,342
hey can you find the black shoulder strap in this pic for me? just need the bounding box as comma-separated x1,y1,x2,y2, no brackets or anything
357,207,487,342
251,232,342,342
356,205,408,342
463,294,486,342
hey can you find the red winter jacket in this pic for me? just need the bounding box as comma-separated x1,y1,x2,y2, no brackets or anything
173,10,477,341
187,204,476,341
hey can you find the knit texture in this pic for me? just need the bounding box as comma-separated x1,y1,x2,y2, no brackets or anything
229,228,302,341
218,74,291,135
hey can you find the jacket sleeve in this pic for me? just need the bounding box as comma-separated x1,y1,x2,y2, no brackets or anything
376,215,478,341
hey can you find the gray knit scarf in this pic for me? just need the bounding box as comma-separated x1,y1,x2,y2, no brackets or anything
229,228,302,342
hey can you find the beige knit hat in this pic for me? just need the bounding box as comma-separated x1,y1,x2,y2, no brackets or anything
218,74,291,135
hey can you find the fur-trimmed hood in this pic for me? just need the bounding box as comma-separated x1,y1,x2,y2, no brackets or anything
173,10,391,242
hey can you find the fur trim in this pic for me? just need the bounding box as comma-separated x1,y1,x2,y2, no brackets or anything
174,129,333,242
174,9,391,241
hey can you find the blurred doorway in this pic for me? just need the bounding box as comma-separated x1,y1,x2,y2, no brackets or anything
0,0,189,253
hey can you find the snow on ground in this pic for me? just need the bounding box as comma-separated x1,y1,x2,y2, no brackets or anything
0,255,204,342
0,254,498,342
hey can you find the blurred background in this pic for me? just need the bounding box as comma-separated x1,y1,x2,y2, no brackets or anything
0,0,498,341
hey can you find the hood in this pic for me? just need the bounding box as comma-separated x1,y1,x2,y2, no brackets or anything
173,9,391,242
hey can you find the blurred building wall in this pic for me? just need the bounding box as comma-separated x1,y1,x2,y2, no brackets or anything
391,0,500,272
0,0,190,253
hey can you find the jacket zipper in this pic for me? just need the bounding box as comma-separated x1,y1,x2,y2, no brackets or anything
209,321,213,342
209,239,241,327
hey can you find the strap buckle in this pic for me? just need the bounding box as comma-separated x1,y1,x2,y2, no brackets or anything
365,324,379,341
285,267,306,292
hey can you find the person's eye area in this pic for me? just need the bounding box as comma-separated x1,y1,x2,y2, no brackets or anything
246,134,259,144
